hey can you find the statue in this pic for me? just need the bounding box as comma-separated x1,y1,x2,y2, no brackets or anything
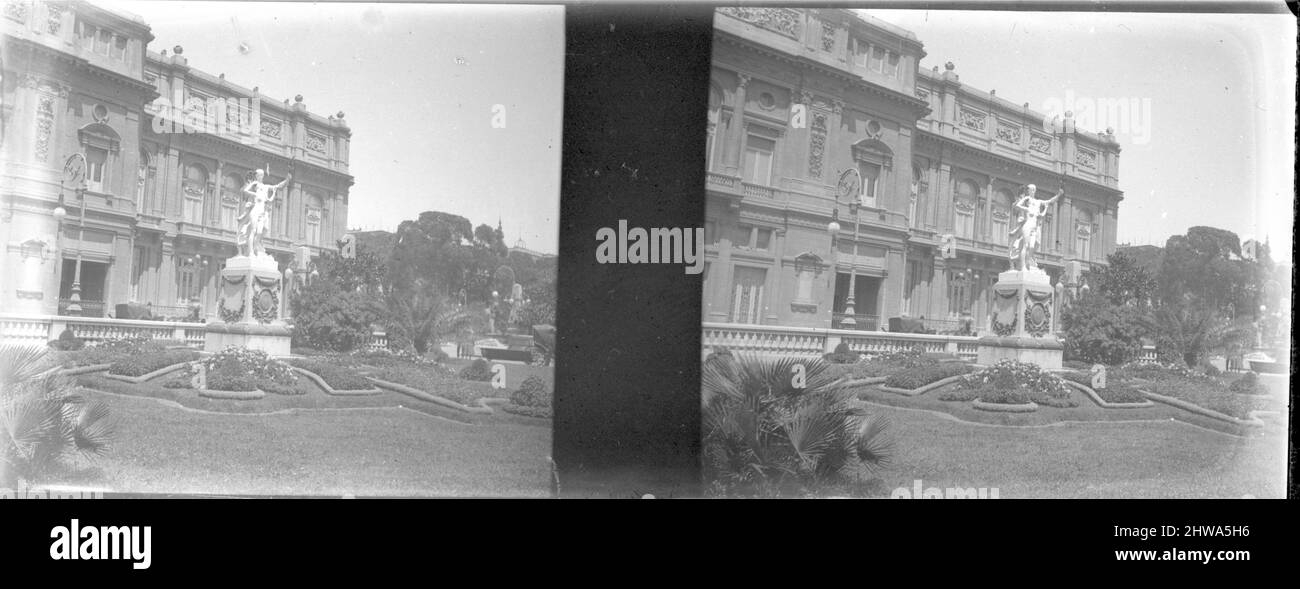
237,169,291,258
1009,182,1063,271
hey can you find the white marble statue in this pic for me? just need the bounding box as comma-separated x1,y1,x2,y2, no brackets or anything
237,169,291,258
1009,183,1063,271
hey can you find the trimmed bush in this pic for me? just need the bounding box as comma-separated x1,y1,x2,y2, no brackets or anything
375,364,491,405
48,328,85,351
108,350,197,377
289,359,372,390
883,362,971,390
207,372,260,392
458,358,493,381
1229,372,1264,395
822,342,859,364
509,375,551,408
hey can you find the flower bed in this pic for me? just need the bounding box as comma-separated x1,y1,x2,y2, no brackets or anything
938,360,1077,408
288,359,373,391
373,364,492,405
61,336,189,368
107,350,199,377
882,361,972,390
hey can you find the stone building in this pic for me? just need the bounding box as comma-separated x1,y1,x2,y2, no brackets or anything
703,7,1122,334
1,0,352,321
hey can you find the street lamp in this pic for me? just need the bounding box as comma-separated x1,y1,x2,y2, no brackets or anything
832,168,863,328
57,154,88,315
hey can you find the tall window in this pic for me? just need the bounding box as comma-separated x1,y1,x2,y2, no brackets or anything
130,246,147,301
305,193,324,245
182,163,207,224
991,188,1014,246
177,257,198,304
136,150,150,210
870,46,884,73
954,179,978,239
903,259,921,315
1075,208,1094,260
885,51,900,78
853,39,870,68
947,270,969,317
730,266,766,324
220,173,243,231
85,146,107,192
859,162,881,207
706,85,722,172
909,165,922,227
743,135,775,185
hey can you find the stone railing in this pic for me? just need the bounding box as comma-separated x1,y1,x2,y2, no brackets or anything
703,322,981,360
0,313,206,348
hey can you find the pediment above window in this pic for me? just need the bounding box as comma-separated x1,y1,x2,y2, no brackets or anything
851,137,893,168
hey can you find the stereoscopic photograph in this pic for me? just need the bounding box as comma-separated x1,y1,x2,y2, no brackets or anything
700,7,1293,498
1,1,561,497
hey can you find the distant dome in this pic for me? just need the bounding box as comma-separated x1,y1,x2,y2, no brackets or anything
514,238,527,250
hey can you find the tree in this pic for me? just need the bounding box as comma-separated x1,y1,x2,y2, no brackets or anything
388,211,477,296
1084,251,1156,307
1061,298,1151,365
291,279,384,352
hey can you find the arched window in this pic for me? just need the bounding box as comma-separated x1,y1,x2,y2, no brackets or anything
909,165,922,227
851,137,893,208
136,150,150,209
220,173,244,231
305,193,324,245
991,188,1015,246
182,163,208,225
954,179,979,239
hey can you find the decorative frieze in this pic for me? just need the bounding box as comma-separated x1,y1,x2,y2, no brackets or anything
260,117,282,139
995,121,1021,144
34,95,54,161
4,1,29,23
821,21,835,51
1075,148,1098,169
958,107,987,132
807,112,827,178
304,132,326,153
718,7,801,40
46,4,62,34
1028,132,1052,155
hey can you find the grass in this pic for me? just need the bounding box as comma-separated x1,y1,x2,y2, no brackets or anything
862,402,1287,498
59,373,551,496
1149,375,1282,419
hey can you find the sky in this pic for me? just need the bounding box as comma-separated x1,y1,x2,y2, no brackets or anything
868,8,1296,261
106,1,564,254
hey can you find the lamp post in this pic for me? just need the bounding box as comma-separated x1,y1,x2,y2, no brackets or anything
57,154,88,315
827,211,840,326
832,168,863,328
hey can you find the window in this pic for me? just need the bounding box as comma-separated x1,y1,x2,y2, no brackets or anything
859,162,881,207
130,246,147,301
903,259,921,315
177,257,198,304
991,188,1014,246
870,46,884,73
909,165,922,227
743,135,775,185
220,174,243,231
954,179,979,239
305,193,324,245
704,220,718,245
85,146,107,192
947,270,969,317
730,266,766,324
706,85,721,172
95,28,110,54
1075,208,1094,259
1043,213,1054,252
731,223,753,249
853,40,869,68
885,51,900,78
182,163,207,225
754,228,772,251
136,150,150,207
111,34,127,59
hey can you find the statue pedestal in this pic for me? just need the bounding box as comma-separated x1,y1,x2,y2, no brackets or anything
977,267,1062,370
204,254,292,357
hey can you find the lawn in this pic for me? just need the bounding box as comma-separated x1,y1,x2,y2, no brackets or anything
57,373,552,497
864,401,1287,498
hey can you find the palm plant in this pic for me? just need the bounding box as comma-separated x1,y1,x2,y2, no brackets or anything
385,281,482,356
1153,303,1256,368
0,345,114,487
702,354,896,497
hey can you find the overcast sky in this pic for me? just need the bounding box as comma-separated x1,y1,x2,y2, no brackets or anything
868,8,1296,261
107,1,564,254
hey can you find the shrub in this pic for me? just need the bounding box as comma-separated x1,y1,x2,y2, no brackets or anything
1201,364,1222,377
822,342,859,364
290,281,385,352
1229,372,1264,395
851,346,934,378
289,359,372,390
374,364,490,405
48,328,85,351
510,376,551,408
108,350,197,377
349,347,438,367
883,362,972,390
1061,298,1151,365
161,373,193,389
458,358,493,381
0,346,113,486
703,355,895,498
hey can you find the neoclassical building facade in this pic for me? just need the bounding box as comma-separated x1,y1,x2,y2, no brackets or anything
703,7,1122,334
2,0,353,320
